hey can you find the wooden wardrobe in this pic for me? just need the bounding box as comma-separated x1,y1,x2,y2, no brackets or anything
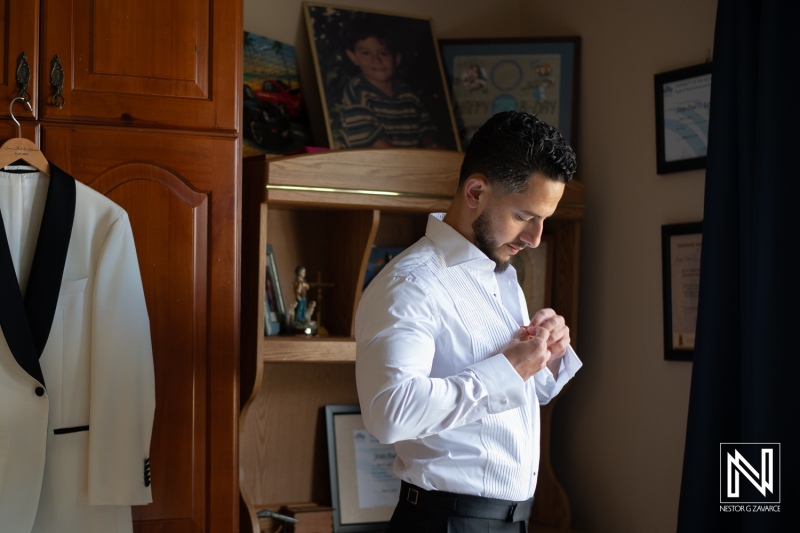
1,2,243,531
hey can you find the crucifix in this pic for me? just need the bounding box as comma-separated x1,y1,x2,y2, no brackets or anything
308,271,334,335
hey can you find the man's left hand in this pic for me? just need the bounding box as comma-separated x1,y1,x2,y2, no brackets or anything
525,308,570,362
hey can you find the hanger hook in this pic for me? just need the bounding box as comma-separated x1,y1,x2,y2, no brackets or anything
9,96,33,138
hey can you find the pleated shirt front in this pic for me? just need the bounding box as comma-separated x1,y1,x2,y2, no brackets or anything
356,213,581,500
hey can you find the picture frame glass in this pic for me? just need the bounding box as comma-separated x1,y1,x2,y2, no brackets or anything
304,3,461,151
661,222,703,361
265,244,285,335
439,38,580,149
654,62,712,174
325,405,399,532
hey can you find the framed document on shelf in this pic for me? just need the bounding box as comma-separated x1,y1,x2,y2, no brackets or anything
661,222,702,361
264,244,285,335
325,405,399,532
654,62,712,174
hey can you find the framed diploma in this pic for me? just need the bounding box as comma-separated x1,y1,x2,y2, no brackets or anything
661,222,703,361
325,405,400,532
654,62,712,174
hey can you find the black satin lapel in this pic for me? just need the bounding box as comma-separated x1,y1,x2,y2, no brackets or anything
0,200,45,386
24,163,76,357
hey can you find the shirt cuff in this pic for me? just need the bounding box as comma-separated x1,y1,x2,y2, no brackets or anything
533,345,582,403
557,345,582,382
468,353,527,414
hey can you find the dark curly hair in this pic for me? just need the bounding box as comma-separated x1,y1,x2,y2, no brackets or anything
459,111,577,192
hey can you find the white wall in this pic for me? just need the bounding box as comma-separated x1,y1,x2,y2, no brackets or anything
244,1,717,532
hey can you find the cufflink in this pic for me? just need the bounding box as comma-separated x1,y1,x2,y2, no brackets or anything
144,458,151,487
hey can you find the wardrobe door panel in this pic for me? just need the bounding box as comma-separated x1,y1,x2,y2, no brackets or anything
42,125,240,533
92,164,208,531
0,1,40,118
40,0,237,131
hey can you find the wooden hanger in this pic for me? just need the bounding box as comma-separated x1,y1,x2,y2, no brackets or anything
0,96,50,175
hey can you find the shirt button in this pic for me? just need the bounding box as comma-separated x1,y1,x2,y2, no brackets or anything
501,398,508,405
35,386,45,397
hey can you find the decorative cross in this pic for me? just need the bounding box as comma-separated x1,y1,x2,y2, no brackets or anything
308,271,334,333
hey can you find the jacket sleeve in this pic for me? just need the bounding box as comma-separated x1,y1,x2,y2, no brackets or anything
87,211,156,505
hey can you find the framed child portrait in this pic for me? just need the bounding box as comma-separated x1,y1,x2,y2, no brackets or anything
303,2,461,151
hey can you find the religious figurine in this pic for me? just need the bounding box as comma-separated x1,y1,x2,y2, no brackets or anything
293,265,310,323
292,265,317,334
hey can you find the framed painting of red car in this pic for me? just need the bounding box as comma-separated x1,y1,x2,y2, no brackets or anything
303,3,461,151
256,79,304,119
243,31,312,156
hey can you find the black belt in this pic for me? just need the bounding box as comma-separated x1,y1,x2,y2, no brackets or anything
400,481,533,523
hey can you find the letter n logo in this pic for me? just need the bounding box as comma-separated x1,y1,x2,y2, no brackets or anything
720,443,780,504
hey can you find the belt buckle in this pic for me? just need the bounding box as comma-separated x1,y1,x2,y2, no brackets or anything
407,487,419,505
506,503,518,522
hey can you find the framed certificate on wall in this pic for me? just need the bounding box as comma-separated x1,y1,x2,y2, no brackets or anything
661,222,703,360
654,62,712,174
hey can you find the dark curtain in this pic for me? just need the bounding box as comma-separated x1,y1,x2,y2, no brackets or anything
677,1,800,531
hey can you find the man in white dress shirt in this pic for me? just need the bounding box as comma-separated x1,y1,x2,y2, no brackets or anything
355,111,581,532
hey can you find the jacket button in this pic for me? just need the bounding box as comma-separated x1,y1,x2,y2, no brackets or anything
35,387,45,397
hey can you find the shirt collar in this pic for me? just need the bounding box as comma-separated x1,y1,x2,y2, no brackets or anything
425,213,496,270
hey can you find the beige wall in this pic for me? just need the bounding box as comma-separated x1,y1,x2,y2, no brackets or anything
244,1,717,532
519,2,716,532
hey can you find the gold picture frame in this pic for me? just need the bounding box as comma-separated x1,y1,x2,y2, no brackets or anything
303,2,461,151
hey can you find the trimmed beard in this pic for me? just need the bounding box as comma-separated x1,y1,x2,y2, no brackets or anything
472,207,511,273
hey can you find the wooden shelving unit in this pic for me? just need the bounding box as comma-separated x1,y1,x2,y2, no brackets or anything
239,149,584,533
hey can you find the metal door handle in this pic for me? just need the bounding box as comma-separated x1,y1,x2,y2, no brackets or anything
16,52,31,102
50,54,65,108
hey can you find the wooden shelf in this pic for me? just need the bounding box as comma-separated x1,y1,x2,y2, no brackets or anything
262,336,356,363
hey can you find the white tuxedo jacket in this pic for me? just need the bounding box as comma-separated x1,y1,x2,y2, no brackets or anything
0,164,155,532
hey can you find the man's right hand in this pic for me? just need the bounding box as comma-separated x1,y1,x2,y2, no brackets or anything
502,326,552,380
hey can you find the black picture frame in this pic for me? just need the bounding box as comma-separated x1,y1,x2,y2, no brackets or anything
303,2,461,151
325,405,399,532
438,36,580,151
654,62,712,174
265,244,285,334
661,222,703,361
